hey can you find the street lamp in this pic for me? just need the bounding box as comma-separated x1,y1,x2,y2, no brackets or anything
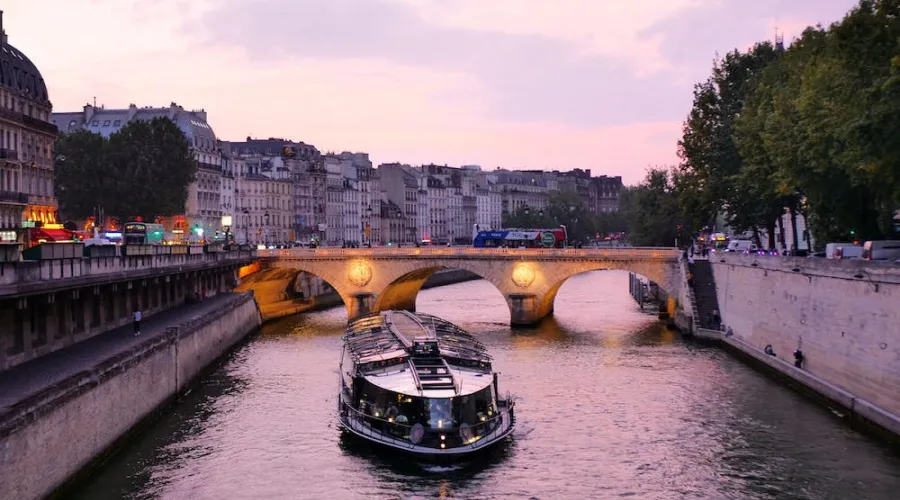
264,211,270,246
365,204,373,247
242,209,250,244
221,215,232,248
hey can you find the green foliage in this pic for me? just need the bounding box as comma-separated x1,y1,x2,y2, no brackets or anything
55,117,197,223
675,0,900,246
501,190,626,243
676,42,780,242
619,168,688,247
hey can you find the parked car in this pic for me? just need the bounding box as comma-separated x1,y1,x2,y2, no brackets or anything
861,240,900,261
825,242,863,259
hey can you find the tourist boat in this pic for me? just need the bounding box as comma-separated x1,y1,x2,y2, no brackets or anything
338,310,516,460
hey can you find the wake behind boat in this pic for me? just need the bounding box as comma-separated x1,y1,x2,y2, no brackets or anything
338,310,516,460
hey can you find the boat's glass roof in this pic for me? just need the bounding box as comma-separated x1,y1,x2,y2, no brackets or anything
343,311,492,366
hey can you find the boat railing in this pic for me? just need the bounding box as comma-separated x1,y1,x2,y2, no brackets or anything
341,401,514,451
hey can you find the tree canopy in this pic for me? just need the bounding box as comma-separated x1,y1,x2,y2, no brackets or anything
501,190,626,243
55,117,197,223
674,0,900,247
618,168,689,247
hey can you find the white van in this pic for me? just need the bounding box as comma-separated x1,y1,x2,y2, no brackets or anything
725,240,757,252
861,240,900,261
825,242,863,259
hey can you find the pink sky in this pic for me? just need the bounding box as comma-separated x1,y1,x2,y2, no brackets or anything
5,0,857,184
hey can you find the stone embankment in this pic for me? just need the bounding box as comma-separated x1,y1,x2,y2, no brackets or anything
694,255,900,439
0,292,262,500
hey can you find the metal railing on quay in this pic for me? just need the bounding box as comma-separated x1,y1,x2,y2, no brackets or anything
259,246,680,260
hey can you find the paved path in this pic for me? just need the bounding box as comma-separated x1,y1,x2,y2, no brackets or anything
0,293,243,414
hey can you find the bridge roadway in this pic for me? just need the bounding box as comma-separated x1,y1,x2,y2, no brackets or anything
254,246,687,326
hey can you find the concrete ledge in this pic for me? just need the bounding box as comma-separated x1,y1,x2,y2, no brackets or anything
695,328,900,441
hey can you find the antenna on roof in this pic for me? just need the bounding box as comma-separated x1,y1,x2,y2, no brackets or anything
93,96,97,107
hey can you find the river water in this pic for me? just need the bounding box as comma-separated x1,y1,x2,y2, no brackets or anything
67,272,900,500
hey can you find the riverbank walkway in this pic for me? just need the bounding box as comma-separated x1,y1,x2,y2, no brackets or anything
0,293,245,417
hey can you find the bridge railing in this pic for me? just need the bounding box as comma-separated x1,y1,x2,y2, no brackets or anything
258,246,681,259
0,248,258,290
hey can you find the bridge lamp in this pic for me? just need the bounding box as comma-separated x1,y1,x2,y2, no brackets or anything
511,262,536,288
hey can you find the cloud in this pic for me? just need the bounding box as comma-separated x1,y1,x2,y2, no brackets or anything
638,0,859,82
192,0,693,128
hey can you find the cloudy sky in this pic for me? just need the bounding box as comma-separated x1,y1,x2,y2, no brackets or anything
7,0,856,184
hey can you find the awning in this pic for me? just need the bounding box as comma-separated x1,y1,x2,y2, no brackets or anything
32,228,75,242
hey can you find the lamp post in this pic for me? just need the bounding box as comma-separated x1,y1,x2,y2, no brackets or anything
242,209,250,244
264,211,270,246
364,204,373,247
221,215,232,249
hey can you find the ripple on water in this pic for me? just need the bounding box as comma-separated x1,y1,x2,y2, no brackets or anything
67,273,900,500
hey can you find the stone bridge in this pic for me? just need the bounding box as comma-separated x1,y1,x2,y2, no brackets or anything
249,247,686,326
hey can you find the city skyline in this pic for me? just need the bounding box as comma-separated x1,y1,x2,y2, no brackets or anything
8,0,857,184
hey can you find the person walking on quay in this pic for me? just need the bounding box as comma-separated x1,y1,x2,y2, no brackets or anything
133,309,142,336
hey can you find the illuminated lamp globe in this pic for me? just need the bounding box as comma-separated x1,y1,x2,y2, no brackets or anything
511,262,536,288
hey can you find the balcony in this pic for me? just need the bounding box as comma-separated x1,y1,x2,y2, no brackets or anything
197,161,222,172
0,108,59,136
22,115,59,135
0,148,18,160
0,190,28,204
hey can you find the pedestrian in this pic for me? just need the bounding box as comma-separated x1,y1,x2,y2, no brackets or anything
133,309,142,336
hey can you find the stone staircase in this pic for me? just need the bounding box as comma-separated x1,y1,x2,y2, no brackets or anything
690,260,721,330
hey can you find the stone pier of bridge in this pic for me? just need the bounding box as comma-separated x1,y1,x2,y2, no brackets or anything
248,247,687,326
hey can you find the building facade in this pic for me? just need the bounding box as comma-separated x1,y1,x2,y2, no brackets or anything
0,12,59,243
52,102,221,236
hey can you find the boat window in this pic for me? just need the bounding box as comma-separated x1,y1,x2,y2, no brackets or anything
453,387,494,426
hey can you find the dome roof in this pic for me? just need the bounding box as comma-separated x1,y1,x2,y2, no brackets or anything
0,42,51,108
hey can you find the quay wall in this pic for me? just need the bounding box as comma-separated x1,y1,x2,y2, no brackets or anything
708,255,900,435
0,293,262,500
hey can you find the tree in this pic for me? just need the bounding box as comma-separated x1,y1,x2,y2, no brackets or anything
55,117,197,223
675,43,780,243
619,168,687,247
501,191,602,243
54,129,109,221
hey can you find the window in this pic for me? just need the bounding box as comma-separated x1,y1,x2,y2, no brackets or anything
113,120,121,126
91,120,99,126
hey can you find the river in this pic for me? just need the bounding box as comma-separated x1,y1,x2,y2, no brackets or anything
67,271,900,500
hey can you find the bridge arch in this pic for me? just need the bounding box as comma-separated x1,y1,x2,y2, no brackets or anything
373,264,508,314
535,262,678,322
254,248,685,326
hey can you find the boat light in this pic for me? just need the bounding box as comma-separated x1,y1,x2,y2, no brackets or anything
388,417,394,423
438,420,443,428
440,435,446,441
440,443,446,449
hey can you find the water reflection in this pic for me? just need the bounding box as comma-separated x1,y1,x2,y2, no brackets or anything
64,271,900,500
